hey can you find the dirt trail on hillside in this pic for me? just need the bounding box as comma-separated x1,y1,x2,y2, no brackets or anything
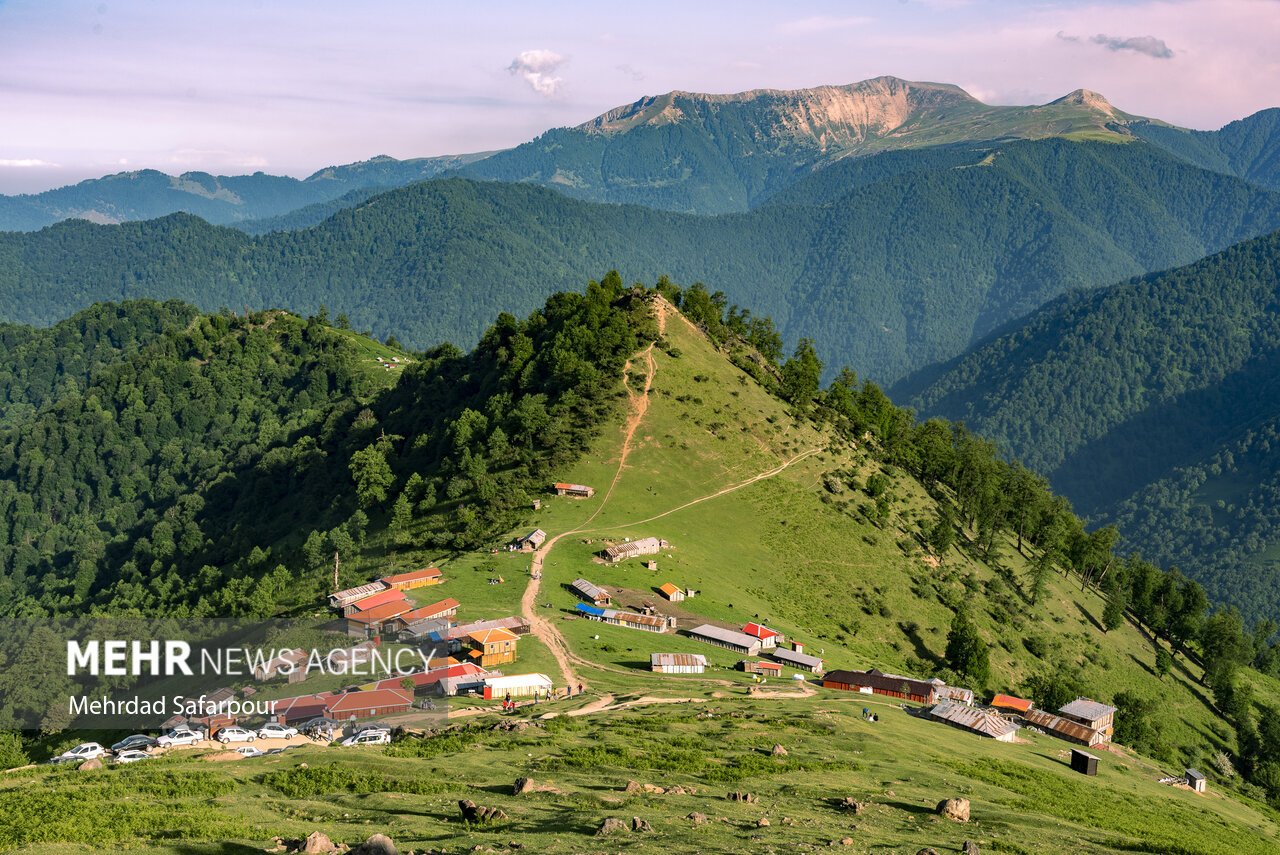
519,298,820,696
520,308,666,686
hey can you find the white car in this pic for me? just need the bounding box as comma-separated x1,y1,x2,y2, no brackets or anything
156,729,203,748
114,749,151,764
339,730,391,747
256,723,298,740
233,745,263,758
53,742,105,764
216,727,256,744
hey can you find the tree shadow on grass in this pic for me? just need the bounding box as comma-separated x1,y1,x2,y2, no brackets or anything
1076,602,1105,634
1127,653,1157,679
898,621,942,668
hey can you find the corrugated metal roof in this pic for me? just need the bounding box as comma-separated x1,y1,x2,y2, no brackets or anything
930,700,1017,739
1059,698,1117,721
573,578,606,599
327,688,412,714
331,581,390,604
822,669,938,700
937,685,975,704
658,583,682,597
1186,768,1205,781
991,694,1033,713
604,537,661,560
381,568,441,585
575,603,605,617
691,624,760,649
650,653,707,668
742,622,781,639
351,589,409,611
771,648,823,668
347,600,414,624
469,627,519,644
1024,708,1104,744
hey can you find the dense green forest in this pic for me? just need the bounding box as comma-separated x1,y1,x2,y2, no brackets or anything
0,278,653,617
2,139,1278,385
902,229,1280,623
1129,108,1280,191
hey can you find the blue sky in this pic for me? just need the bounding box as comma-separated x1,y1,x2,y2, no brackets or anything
1,0,1277,193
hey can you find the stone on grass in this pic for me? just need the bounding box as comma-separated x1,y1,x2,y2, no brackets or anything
687,812,708,826
348,834,398,855
301,831,339,854
597,817,628,836
78,758,103,771
632,817,653,832
962,842,980,855
936,798,970,822
771,744,788,756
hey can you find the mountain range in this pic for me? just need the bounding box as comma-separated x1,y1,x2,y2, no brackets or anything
2,75,1280,629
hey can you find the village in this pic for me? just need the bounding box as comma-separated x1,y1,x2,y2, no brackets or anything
69,478,1205,796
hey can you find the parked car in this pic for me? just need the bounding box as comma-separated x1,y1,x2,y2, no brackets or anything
216,727,256,744
114,749,152,764
155,729,203,748
354,722,392,734
54,742,106,764
339,730,391,747
110,734,156,753
233,745,263,758
256,723,298,740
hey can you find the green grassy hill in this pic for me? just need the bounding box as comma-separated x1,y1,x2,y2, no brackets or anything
5,285,1280,852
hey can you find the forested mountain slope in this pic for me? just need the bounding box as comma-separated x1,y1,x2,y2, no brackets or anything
461,76,1145,214
0,152,495,232
901,229,1280,622
3,139,1280,384
1130,108,1280,191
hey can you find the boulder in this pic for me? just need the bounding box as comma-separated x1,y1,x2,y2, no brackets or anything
624,780,643,794
632,817,653,832
687,812,708,826
917,849,941,855
301,831,340,854
512,777,559,795
963,842,980,855
840,838,854,846
597,817,628,836
348,834,398,855
936,798,970,822
771,744,788,757
757,818,770,827
728,791,758,803
78,758,103,771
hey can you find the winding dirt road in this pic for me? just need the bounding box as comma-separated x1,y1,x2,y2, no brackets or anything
518,298,820,696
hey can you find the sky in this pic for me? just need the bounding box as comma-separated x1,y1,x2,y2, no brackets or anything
1,0,1278,194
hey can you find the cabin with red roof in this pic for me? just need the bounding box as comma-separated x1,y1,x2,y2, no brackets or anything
380,568,442,591
742,622,783,649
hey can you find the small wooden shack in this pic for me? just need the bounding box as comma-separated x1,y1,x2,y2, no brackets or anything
554,482,595,498
516,529,547,553
1071,749,1100,776
1186,768,1207,792
1023,708,1106,747
739,660,783,675
658,582,685,602
572,578,612,607
650,653,707,674
930,700,1018,742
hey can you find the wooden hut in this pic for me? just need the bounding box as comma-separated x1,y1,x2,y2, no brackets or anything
466,627,519,668
572,578,612,607
1071,749,1100,776
554,483,595,498
658,582,685,602
742,622,783,649
329,581,390,610
739,660,783,675
602,537,664,563
1023,708,1106,746
930,700,1017,742
1186,768,1207,792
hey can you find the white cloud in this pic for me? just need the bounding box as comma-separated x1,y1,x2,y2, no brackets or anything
508,49,567,97
0,158,59,168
